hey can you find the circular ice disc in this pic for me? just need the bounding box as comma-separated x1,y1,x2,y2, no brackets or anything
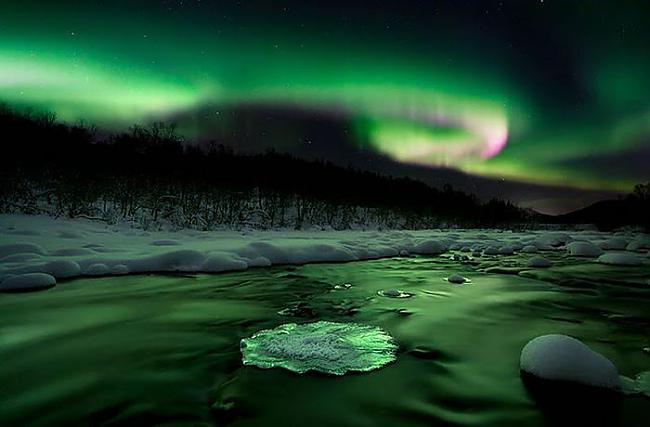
240,321,398,375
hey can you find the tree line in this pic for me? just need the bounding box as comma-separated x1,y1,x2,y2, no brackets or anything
1,104,534,230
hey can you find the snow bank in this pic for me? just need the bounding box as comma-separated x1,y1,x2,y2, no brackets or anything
0,273,56,292
520,334,620,389
1,214,648,286
412,240,446,254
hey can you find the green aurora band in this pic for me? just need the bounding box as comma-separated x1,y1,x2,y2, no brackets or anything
1,1,649,193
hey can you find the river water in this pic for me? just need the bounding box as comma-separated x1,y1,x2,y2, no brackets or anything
1,255,649,426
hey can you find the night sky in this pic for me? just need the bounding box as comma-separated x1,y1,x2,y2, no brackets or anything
2,0,649,214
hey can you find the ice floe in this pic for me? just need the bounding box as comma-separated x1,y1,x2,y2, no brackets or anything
240,321,398,375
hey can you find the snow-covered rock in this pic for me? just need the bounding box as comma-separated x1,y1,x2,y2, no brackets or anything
378,289,413,298
0,273,56,292
110,264,129,275
566,241,604,257
527,256,552,268
533,233,572,251
598,252,643,266
483,245,500,255
520,334,620,389
447,274,469,284
600,237,628,250
85,263,109,276
498,245,514,255
626,237,650,252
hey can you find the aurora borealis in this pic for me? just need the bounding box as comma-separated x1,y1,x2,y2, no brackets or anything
2,0,649,213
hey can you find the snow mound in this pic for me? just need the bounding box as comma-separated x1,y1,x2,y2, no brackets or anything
240,321,398,375
85,263,109,276
110,264,129,275
601,237,628,250
566,242,604,257
34,260,82,278
202,253,248,272
533,233,572,251
521,245,539,253
598,252,643,266
626,238,650,252
0,273,56,292
499,246,514,255
50,248,95,257
0,243,45,258
413,240,446,254
520,334,620,389
127,250,206,273
528,256,552,268
483,245,500,255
